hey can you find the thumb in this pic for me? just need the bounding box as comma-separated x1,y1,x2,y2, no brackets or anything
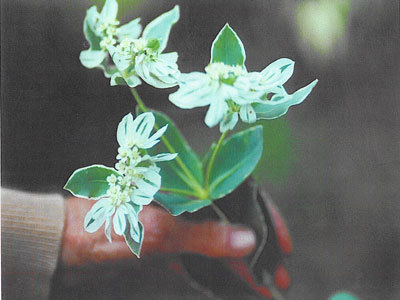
144,213,257,257
181,221,257,258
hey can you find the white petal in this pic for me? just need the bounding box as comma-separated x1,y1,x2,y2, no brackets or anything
233,75,251,91
134,167,150,174
88,198,112,219
219,112,238,132
132,112,155,145
113,207,127,235
142,5,180,52
125,74,142,88
169,73,215,109
136,170,161,197
117,113,134,147
108,45,131,71
260,58,294,86
136,55,179,88
99,0,118,22
84,199,113,233
150,153,178,162
204,96,229,128
179,72,208,84
232,73,266,104
239,104,257,123
116,18,142,40
160,52,178,64
80,50,107,69
127,213,141,242
105,217,112,243
219,83,239,100
126,201,143,217
130,189,153,205
140,124,167,149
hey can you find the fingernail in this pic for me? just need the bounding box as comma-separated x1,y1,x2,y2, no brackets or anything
230,229,256,250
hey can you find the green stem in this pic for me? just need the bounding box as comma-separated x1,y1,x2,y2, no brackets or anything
130,88,207,197
205,131,227,189
211,202,229,224
130,88,147,113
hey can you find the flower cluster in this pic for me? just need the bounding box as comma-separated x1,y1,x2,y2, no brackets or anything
169,24,318,132
84,112,177,243
80,0,180,89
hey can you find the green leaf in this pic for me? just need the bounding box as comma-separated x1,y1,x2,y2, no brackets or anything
64,165,118,199
208,126,263,199
142,5,180,52
211,23,246,67
254,79,318,120
329,292,359,300
136,107,204,193
155,193,211,216
123,220,143,258
202,142,216,167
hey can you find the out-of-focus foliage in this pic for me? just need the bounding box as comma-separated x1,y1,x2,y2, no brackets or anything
296,0,351,56
91,0,142,18
250,118,294,185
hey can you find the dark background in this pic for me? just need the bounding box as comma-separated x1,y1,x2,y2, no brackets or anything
2,0,399,299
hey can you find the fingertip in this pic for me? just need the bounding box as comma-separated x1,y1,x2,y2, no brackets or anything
267,201,293,254
181,222,256,258
274,265,290,290
229,227,257,256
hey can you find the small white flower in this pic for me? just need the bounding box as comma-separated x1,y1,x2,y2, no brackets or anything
169,22,318,132
100,36,117,49
107,174,117,184
84,197,142,242
84,112,177,244
132,38,148,53
170,58,317,131
117,112,168,149
79,0,141,71
106,6,181,89
135,52,180,88
169,63,243,129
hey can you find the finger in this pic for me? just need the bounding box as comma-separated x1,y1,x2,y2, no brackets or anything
273,265,290,290
64,202,257,264
91,239,132,262
62,197,129,265
139,206,256,258
179,221,256,257
227,260,273,299
267,200,293,254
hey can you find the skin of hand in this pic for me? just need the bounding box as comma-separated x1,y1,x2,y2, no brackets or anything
61,197,257,266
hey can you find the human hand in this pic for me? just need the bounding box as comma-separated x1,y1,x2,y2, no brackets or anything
61,197,257,266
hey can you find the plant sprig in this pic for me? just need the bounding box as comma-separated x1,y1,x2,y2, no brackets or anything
65,0,318,257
